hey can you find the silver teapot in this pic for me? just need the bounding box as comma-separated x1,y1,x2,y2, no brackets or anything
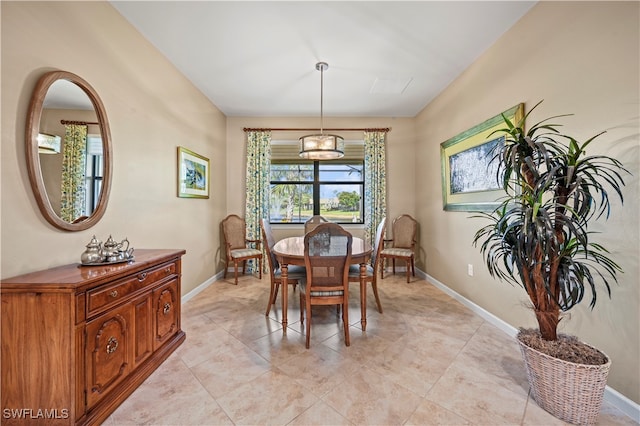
103,235,130,262
81,235,104,264
81,235,133,264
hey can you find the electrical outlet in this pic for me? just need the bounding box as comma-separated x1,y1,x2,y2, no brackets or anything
467,264,474,276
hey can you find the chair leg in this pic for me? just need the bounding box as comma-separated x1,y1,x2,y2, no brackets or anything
343,300,350,347
371,280,383,313
406,259,410,283
258,258,262,279
411,257,416,277
305,301,311,349
224,259,229,279
266,282,277,315
234,261,239,285
392,259,396,275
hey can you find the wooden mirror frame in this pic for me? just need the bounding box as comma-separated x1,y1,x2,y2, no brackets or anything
25,70,112,231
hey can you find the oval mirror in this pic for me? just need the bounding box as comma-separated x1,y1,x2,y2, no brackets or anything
25,71,112,231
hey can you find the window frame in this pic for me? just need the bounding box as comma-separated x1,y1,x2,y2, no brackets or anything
269,159,365,225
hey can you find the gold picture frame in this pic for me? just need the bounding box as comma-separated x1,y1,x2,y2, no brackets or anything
440,104,524,212
177,146,209,199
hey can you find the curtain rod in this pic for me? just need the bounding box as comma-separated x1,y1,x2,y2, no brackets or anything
61,120,99,126
243,127,390,133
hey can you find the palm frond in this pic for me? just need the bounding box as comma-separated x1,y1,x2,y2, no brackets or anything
471,101,629,339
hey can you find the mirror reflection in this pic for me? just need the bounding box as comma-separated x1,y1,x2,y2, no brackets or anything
26,70,111,232
38,80,104,223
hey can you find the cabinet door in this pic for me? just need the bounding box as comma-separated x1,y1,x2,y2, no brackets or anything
153,279,179,350
132,294,153,366
85,304,132,409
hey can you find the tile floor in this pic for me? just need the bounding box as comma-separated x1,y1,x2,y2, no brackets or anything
106,274,637,425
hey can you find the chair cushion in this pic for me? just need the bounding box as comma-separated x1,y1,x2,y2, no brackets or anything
299,281,344,297
230,248,261,258
381,248,413,257
347,264,374,278
274,265,307,280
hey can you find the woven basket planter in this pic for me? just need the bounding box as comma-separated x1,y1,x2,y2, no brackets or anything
517,337,611,425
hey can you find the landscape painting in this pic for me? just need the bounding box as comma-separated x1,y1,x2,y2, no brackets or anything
177,146,209,199
440,103,524,211
449,136,503,194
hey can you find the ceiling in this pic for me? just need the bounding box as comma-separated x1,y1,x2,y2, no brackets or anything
110,1,536,118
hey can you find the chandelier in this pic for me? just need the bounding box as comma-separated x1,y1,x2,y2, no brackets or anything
299,62,344,160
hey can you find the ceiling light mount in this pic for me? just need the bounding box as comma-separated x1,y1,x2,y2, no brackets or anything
299,61,344,160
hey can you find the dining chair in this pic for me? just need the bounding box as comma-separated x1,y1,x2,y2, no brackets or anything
348,217,386,313
379,214,417,283
304,215,329,234
260,219,306,315
300,223,352,349
221,214,262,285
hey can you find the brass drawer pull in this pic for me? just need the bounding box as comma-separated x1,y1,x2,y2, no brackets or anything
106,336,118,354
109,290,118,298
138,272,148,282
163,303,171,315
165,267,172,274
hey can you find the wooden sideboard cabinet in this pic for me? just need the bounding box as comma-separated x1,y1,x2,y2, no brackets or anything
1,249,186,425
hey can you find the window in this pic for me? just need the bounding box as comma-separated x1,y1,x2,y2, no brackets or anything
269,160,364,224
84,135,103,215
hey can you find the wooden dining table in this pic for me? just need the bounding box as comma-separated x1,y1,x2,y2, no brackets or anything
272,236,373,332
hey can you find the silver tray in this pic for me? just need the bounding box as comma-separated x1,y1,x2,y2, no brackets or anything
80,257,134,267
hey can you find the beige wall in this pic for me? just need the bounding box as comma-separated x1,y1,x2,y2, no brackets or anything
1,1,227,295
416,1,639,403
225,117,417,247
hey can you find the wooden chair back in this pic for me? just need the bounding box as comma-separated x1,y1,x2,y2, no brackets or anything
221,214,262,284
304,215,329,234
260,218,278,274
222,214,247,250
371,217,387,269
301,222,352,348
380,214,417,283
348,217,386,313
391,214,417,249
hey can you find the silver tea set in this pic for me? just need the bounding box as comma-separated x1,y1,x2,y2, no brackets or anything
81,235,134,265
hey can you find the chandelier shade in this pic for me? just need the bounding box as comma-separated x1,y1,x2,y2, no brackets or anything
299,133,344,159
299,62,344,160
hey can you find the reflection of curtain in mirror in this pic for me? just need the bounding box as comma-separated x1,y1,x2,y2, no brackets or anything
245,131,271,273
363,131,387,249
60,124,88,222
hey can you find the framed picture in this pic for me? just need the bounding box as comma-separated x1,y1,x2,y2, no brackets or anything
440,103,524,212
177,146,209,199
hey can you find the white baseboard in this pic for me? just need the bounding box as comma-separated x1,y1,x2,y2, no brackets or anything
418,269,640,423
181,271,224,303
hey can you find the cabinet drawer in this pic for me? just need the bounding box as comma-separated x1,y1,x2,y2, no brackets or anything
87,262,176,317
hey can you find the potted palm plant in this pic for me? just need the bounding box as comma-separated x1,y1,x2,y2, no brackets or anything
472,101,628,425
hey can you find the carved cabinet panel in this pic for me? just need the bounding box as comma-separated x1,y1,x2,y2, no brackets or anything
153,279,179,350
85,305,132,409
133,295,153,366
1,249,186,426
